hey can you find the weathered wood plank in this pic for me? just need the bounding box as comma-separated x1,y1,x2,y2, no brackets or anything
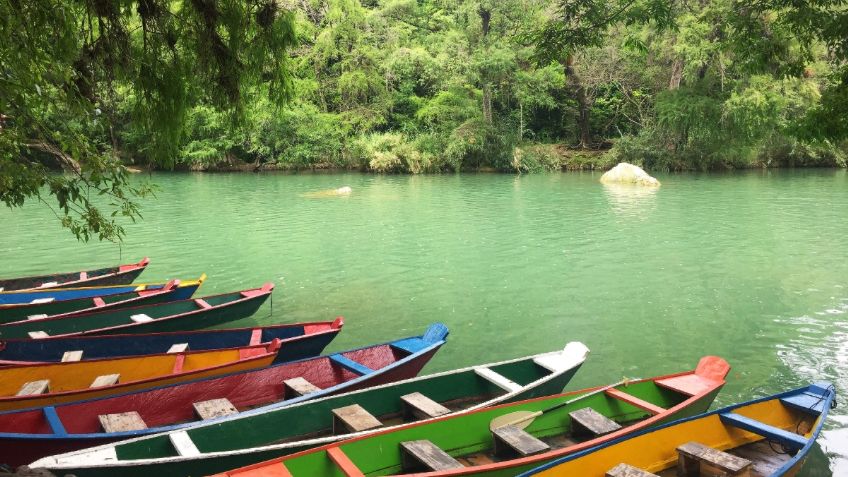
492,425,550,456
16,380,50,396
332,404,383,434
569,407,622,436
90,374,120,388
401,392,452,420
61,350,84,362
99,411,147,433
193,398,239,420
167,343,189,353
400,440,464,471
606,463,660,477
130,313,154,323
284,377,321,398
677,441,752,476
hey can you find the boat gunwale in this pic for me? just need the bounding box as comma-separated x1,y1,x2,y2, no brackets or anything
30,341,588,471
0,258,149,292
516,381,836,476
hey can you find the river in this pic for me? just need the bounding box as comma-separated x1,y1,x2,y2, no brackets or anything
2,169,847,475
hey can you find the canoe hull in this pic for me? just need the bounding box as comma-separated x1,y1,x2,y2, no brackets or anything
0,258,149,292
0,320,341,363
0,280,197,306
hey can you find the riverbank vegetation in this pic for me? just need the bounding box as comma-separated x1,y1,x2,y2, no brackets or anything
2,0,848,239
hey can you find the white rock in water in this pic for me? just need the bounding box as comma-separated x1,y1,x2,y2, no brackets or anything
599,162,660,187
335,186,352,195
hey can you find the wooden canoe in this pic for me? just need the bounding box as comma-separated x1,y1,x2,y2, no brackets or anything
0,317,343,364
0,277,201,306
13,324,450,471
24,341,588,477
0,340,282,412
206,356,730,477
0,275,206,325
0,258,149,292
518,382,835,477
0,283,274,339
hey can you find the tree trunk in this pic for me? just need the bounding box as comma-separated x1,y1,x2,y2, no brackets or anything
482,83,493,124
479,7,492,124
669,58,683,90
563,54,591,148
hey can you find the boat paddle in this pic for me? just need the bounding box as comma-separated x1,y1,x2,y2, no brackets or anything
489,378,635,431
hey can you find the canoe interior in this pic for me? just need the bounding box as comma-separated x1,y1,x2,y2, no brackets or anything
0,279,202,324
0,320,336,363
0,278,193,306
0,287,265,339
525,385,831,477
0,346,274,398
114,352,559,462
265,377,711,476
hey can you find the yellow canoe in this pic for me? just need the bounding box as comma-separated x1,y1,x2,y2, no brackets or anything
0,339,280,411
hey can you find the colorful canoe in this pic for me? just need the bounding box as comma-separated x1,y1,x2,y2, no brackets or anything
519,382,835,477
14,324,450,471
26,341,588,477
0,275,206,324
0,277,201,306
0,284,274,339
0,340,281,412
207,356,730,477
0,318,343,364
0,258,149,292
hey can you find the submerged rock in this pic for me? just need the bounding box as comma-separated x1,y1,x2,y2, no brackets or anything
599,162,660,187
300,186,353,198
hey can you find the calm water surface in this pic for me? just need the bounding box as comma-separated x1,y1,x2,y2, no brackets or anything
3,170,847,475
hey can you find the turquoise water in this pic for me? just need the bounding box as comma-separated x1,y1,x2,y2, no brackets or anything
2,170,847,474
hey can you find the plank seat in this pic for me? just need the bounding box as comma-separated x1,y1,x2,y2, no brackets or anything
17,379,50,396
27,314,49,320
29,297,54,304
167,343,190,353
677,441,752,476
719,412,808,451
474,367,522,393
99,411,147,433
329,354,373,375
605,388,666,415
284,377,321,398
42,406,67,435
781,386,831,415
170,430,201,457
606,463,660,477
38,281,58,288
28,331,50,339
79,272,88,280
332,404,383,434
492,425,551,456
193,398,239,420
0,287,4,291
130,313,154,323
532,354,571,373
249,328,263,345
401,392,452,420
400,440,464,472
90,373,120,388
655,375,713,396
194,298,212,309
92,296,106,307
61,350,84,362
569,407,622,436
327,447,364,477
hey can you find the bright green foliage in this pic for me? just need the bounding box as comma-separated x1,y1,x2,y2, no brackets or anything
0,0,296,241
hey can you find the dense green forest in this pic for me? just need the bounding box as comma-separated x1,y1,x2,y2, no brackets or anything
128,0,847,173
2,0,848,240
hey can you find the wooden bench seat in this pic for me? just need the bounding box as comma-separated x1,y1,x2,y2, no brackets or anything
569,407,622,436
605,388,666,415
677,441,752,477
61,350,84,362
194,298,212,309
193,398,239,420
28,331,50,339
167,343,189,353
29,297,54,304
332,404,383,434
400,440,464,472
719,412,808,451
17,379,50,396
329,354,373,375
130,313,154,323
170,430,201,457
99,411,148,433
90,374,120,388
474,367,522,393
27,314,49,320
284,377,321,398
606,463,660,477
401,392,452,420
492,425,550,456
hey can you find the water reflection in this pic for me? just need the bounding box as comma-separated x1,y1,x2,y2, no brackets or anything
602,183,658,217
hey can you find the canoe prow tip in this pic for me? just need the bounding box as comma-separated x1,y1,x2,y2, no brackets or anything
561,342,590,362
332,316,345,329
422,323,449,343
695,356,731,382
139,257,150,267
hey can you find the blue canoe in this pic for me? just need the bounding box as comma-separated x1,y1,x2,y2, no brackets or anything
0,318,344,364
519,382,835,477
0,278,204,306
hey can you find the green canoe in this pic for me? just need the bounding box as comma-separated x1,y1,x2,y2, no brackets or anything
0,276,205,324
209,356,730,477
30,342,590,477
0,284,273,339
